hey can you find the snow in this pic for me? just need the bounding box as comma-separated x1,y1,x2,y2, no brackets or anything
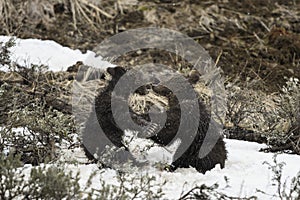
0,36,114,71
122,129,181,164
1,37,299,199
70,139,300,199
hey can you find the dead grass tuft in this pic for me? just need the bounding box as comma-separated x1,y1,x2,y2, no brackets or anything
0,0,17,34
68,0,114,30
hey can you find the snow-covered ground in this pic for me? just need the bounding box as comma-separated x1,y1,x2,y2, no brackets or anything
0,36,114,71
1,36,299,199
71,139,300,199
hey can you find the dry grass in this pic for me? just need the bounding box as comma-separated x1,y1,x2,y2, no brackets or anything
0,0,117,34
72,78,105,126
0,0,17,34
69,0,114,30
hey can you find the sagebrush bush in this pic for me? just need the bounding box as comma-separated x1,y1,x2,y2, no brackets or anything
261,154,300,200
0,37,15,67
89,170,165,200
0,153,166,200
0,154,82,200
0,154,24,200
226,77,300,154
1,103,76,165
265,77,300,154
0,37,77,165
27,165,81,200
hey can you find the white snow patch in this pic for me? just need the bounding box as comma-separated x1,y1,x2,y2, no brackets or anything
40,139,298,200
0,36,114,71
123,129,181,164
18,139,295,200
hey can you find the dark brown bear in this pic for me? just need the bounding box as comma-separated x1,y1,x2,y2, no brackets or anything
82,66,227,173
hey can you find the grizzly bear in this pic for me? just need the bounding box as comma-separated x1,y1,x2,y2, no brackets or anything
82,66,227,173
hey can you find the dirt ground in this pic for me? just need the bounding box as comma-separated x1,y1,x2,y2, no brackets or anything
1,0,299,92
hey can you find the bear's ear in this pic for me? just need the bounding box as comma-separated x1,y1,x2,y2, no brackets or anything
188,70,200,84
107,66,126,77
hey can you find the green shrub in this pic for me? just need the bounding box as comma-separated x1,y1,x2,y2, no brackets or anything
0,37,15,68
0,154,82,200
90,171,165,200
0,154,25,200
26,165,81,200
1,104,76,165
